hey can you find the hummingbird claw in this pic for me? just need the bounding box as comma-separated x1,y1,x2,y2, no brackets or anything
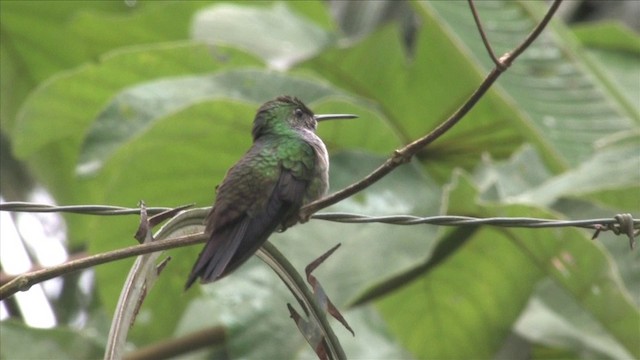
298,209,313,224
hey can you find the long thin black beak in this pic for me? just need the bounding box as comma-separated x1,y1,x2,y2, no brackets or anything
315,114,358,122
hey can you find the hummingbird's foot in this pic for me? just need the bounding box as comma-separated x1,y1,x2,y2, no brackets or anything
279,213,304,232
297,208,313,224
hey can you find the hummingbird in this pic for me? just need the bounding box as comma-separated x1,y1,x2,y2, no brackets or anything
185,96,356,289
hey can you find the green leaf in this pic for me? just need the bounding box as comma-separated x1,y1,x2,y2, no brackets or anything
69,2,207,56
376,172,639,359
0,1,174,131
425,0,639,166
529,141,639,208
0,1,95,83
1,1,87,131
329,1,416,44
350,226,480,306
572,21,640,53
192,2,335,69
13,43,261,204
176,267,411,359
473,141,640,209
77,69,369,174
0,320,104,359
572,22,640,118
375,174,542,359
515,282,635,360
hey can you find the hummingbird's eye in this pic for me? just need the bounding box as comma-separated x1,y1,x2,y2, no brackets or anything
294,108,304,118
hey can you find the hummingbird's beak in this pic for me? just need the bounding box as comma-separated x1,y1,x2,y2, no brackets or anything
315,114,358,122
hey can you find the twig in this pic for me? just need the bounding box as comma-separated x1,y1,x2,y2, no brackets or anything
124,327,225,360
467,0,502,68
507,0,563,61
0,232,206,300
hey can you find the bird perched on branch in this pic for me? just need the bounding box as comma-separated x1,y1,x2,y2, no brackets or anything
186,96,356,289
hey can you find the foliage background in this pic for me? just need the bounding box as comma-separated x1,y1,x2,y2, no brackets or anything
1,1,638,359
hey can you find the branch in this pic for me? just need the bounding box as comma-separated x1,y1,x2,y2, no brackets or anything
124,327,225,360
301,0,564,217
467,0,502,67
0,232,206,300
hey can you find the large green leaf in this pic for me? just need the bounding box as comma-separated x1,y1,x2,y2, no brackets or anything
13,43,260,203
68,2,207,56
0,1,203,132
376,171,638,359
191,2,335,69
571,21,640,118
77,70,375,174
473,141,640,210
0,320,105,359
425,1,638,166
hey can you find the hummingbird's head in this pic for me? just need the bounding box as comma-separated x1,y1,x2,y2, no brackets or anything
252,96,357,141
252,96,316,140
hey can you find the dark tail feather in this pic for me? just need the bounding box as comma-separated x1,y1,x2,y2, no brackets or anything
184,238,219,290
184,220,248,289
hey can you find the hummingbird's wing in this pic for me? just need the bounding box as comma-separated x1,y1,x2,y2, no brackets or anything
185,144,312,289
212,170,307,277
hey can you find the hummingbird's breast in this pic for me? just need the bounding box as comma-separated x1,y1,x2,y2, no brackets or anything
298,128,329,204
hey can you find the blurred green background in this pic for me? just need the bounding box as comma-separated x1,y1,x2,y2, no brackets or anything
1,1,638,359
